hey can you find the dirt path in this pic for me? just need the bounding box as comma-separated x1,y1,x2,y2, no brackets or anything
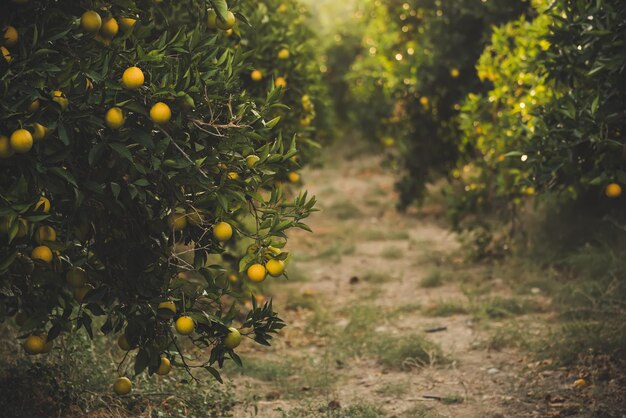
228,145,534,417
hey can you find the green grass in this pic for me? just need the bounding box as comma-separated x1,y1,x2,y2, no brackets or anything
362,271,394,283
421,270,444,288
326,200,363,220
229,356,335,397
312,241,356,263
381,245,405,259
471,296,541,319
341,305,446,369
401,405,444,418
424,301,468,317
358,228,410,241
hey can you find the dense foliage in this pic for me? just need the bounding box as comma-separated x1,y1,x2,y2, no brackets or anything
342,0,531,206
0,0,316,388
238,0,333,164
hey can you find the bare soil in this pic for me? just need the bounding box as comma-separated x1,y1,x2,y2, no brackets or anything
226,147,559,417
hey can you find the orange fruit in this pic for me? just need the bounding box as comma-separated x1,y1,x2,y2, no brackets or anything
175,316,195,335
606,183,622,198
105,107,125,129
113,377,132,395
52,90,69,110
251,70,263,81
150,102,171,124
247,263,266,283
216,11,236,30
3,26,18,47
100,17,119,38
81,11,102,32
31,245,53,263
10,129,33,153
0,135,13,158
213,221,233,241
34,196,51,213
156,357,171,375
122,66,144,89
266,259,285,277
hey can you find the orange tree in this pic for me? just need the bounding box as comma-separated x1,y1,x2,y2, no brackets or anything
0,0,315,390
447,4,553,235
527,0,626,203
236,0,333,166
447,0,625,249
343,0,531,207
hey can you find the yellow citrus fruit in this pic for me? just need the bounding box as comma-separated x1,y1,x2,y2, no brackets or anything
207,10,218,29
113,377,132,395
3,26,18,47
420,96,429,107
175,315,195,335
278,3,288,13
66,267,88,288
119,17,137,31
28,99,40,113
157,357,171,375
213,221,233,242
275,77,287,88
167,212,187,231
277,48,290,59
35,225,56,244
227,171,239,180
266,259,285,277
10,129,33,153
246,155,260,168
150,102,171,124
118,334,131,351
23,335,45,354
288,172,300,183
251,69,263,81
52,90,69,110
31,245,52,263
0,135,13,158
216,11,236,30
73,285,92,303
223,327,242,349
247,263,266,283
1,46,11,63
158,300,177,318
299,116,311,127
100,17,119,38
450,68,460,78
122,66,144,89
81,11,102,32
228,273,238,283
606,183,622,198
105,107,125,129
32,123,48,141
35,196,51,213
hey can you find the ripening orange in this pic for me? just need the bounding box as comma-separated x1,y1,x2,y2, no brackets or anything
10,129,33,153
150,102,171,124
81,11,102,32
122,66,144,89
3,26,18,47
251,70,263,81
100,17,119,38
606,183,622,198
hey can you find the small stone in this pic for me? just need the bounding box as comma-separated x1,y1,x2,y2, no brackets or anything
488,368,499,375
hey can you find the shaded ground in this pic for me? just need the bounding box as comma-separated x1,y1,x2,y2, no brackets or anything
225,144,567,417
